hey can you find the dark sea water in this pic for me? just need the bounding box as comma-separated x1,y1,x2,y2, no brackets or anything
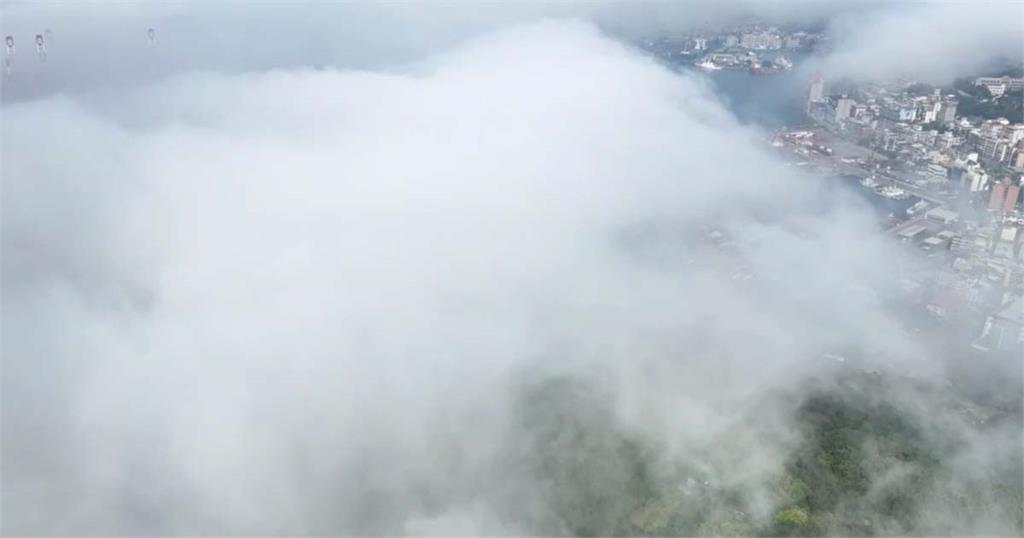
673,51,813,128
704,68,809,128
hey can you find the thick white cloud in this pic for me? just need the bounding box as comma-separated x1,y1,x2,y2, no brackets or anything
1,12,1016,536
811,2,1024,84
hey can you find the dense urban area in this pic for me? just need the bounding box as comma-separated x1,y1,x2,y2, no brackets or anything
641,22,1023,357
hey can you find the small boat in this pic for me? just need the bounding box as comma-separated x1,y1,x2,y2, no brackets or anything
695,58,721,71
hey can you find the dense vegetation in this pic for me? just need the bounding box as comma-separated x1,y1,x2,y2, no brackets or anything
767,372,1020,536
513,368,1023,536
949,79,1023,123
906,79,1022,123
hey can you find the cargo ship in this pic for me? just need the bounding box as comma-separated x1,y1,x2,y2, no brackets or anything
749,56,793,75
877,185,910,200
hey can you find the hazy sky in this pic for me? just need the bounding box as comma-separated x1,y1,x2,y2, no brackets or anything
2,2,1021,535
2,1,1020,103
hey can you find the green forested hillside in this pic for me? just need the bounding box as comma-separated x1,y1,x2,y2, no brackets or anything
512,369,1023,536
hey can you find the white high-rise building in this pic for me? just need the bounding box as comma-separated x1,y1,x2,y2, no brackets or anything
938,99,958,124
922,100,941,123
1008,124,1024,145
834,97,854,122
807,76,825,112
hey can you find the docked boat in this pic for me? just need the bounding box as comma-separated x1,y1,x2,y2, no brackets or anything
750,63,782,75
906,200,929,216
750,56,792,75
695,58,722,71
877,185,909,200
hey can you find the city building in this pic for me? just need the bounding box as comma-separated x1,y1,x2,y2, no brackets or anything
989,182,1008,210
1008,125,1024,145
740,31,782,50
807,76,825,112
972,296,1024,353
934,131,959,151
881,99,917,123
918,99,941,123
926,207,960,224
924,163,949,182
979,136,1010,163
898,224,928,241
967,168,989,192
938,98,958,124
1005,184,1021,212
1011,143,1024,169
975,76,1024,97
834,97,854,123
